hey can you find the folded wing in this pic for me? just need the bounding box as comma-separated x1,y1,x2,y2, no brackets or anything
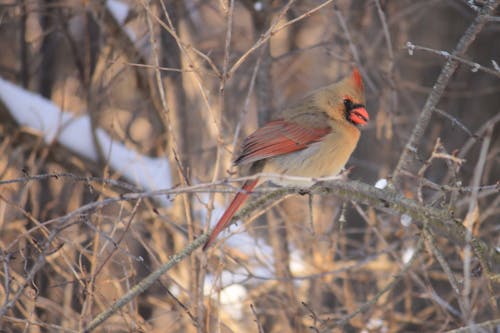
234,120,331,165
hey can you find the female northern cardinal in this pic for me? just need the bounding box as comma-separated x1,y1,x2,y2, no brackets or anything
203,68,368,250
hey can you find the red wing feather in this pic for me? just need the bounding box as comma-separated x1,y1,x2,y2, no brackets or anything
234,120,331,165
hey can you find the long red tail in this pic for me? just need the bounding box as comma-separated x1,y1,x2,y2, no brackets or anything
203,179,259,250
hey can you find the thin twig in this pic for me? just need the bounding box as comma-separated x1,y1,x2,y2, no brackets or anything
320,236,424,331
406,43,500,78
423,228,465,314
444,318,500,333
20,176,494,331
374,0,394,61
302,301,322,333
250,303,264,333
80,233,208,332
462,123,495,318
228,0,295,77
2,173,498,276
231,47,264,152
433,108,476,138
1,251,12,314
0,172,140,192
392,0,500,186
0,222,65,319
334,5,377,93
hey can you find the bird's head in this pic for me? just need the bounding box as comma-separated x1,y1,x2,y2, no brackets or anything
318,68,369,127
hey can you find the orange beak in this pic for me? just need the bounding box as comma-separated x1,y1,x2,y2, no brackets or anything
349,107,369,126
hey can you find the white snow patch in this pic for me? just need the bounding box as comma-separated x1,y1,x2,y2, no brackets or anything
95,129,171,194
374,178,388,189
169,284,180,297
220,284,247,320
289,250,307,275
361,318,388,333
106,0,129,25
0,77,171,199
400,214,412,227
406,41,415,56
492,60,500,71
254,1,263,11
402,247,415,264
106,0,136,40
203,273,248,320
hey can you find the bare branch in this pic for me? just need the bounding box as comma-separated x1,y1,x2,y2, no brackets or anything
73,174,499,331
392,0,500,186
405,43,500,78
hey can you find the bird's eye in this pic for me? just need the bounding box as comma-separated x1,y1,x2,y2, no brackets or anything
343,99,352,109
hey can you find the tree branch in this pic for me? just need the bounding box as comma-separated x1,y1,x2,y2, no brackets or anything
392,0,500,186
78,177,499,332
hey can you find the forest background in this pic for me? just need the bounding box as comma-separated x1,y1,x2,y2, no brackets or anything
0,0,499,332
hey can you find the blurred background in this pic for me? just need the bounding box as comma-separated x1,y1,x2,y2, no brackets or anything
0,0,498,332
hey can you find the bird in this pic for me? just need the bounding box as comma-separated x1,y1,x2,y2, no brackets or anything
203,68,369,250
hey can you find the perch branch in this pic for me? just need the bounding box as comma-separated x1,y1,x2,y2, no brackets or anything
77,176,498,331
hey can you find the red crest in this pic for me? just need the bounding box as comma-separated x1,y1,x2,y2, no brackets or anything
352,68,364,91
